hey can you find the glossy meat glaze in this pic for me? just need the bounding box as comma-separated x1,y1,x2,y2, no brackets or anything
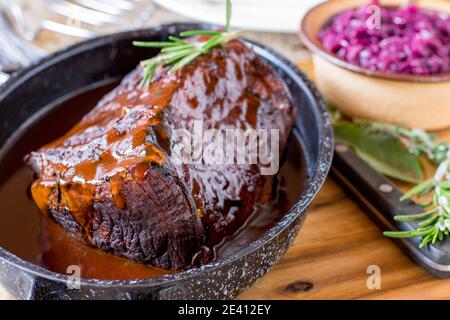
25,39,296,270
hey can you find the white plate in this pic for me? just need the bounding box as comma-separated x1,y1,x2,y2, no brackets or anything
154,0,325,33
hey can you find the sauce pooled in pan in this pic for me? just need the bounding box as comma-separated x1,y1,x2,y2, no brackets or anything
0,82,307,280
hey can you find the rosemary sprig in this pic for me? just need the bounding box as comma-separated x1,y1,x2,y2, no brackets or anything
380,128,450,248
133,0,240,86
330,109,450,248
383,166,450,248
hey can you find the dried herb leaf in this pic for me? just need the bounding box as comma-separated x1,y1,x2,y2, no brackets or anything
334,123,423,183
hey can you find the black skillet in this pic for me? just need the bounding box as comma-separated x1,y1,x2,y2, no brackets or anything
0,24,333,300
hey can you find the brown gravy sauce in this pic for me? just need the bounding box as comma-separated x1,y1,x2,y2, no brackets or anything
0,83,307,281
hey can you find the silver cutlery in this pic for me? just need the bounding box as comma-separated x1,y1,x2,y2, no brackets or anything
2,0,153,40
0,0,155,73
0,10,46,72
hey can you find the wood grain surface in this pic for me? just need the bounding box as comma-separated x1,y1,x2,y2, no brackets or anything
239,61,450,300
239,178,450,300
2,3,450,300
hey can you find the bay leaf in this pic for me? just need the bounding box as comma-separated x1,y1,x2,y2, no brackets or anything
334,123,423,184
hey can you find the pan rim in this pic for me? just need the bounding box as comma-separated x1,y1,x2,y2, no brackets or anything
0,24,333,289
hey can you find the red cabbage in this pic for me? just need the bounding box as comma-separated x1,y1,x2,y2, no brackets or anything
318,0,450,75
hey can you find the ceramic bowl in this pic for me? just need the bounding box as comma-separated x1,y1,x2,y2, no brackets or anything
299,0,450,130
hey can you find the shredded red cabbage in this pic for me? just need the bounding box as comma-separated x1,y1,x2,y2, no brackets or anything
318,0,450,75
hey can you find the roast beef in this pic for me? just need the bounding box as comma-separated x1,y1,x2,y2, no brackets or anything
25,39,296,270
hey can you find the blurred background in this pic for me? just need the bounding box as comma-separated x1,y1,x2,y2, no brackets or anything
0,0,324,73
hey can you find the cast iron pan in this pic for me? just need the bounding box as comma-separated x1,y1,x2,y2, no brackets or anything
0,24,333,300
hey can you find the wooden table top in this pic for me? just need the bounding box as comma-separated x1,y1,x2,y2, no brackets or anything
2,3,450,300
239,61,450,300
240,177,450,300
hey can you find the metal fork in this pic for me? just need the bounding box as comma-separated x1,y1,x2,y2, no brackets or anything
0,9,46,71
0,0,154,73
46,0,154,36
3,0,153,40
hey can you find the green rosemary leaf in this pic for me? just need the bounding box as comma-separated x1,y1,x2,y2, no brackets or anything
133,41,178,48
400,179,434,201
383,231,415,238
413,229,435,237
168,36,187,44
432,228,439,244
433,192,438,205
418,184,434,198
140,63,157,87
417,226,434,232
160,48,195,65
417,201,433,208
419,233,433,248
393,210,435,222
226,0,232,32
201,34,225,52
161,43,195,53
179,30,221,37
418,214,439,228
169,51,203,73
383,228,431,238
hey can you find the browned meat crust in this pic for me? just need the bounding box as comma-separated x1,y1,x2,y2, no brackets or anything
25,39,296,270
